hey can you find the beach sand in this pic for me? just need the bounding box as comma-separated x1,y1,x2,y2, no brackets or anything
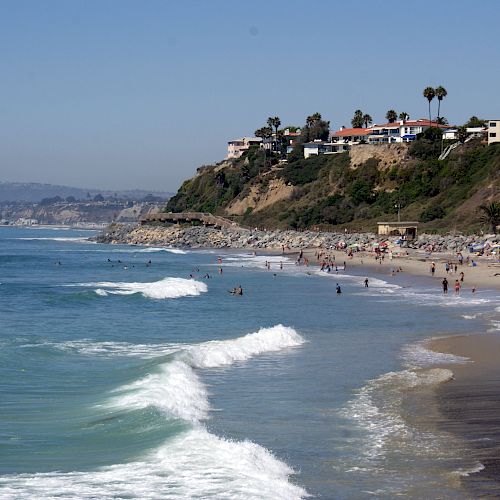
428,334,500,496
300,247,500,291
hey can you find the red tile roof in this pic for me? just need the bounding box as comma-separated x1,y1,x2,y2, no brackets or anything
332,127,372,137
373,119,450,129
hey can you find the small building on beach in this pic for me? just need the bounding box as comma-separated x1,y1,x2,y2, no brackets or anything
377,221,419,239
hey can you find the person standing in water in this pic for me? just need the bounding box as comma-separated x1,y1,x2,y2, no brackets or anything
336,283,342,294
442,277,448,294
364,278,369,288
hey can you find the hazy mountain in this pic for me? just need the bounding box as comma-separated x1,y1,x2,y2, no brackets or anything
0,182,172,203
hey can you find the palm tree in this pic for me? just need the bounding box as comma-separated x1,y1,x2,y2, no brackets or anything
423,87,435,124
362,114,373,128
457,125,468,144
385,109,398,123
435,86,447,120
267,116,281,151
479,202,500,234
399,112,409,121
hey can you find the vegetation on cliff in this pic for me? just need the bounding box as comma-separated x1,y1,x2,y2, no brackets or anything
166,134,500,233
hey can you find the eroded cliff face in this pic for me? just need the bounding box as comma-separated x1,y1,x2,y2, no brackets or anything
226,178,295,215
349,144,409,169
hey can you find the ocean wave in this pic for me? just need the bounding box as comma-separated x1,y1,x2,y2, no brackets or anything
13,237,91,242
75,277,207,300
7,326,308,498
106,325,304,422
46,339,181,358
401,342,469,368
0,427,307,500
135,247,187,254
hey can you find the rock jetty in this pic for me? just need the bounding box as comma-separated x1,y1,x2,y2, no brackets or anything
94,223,499,254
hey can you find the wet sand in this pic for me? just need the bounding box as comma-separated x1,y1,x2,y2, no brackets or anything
430,334,500,496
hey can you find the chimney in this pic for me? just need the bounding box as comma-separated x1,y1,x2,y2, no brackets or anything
340,125,345,131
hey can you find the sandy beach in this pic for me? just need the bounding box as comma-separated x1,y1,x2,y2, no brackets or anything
301,246,500,291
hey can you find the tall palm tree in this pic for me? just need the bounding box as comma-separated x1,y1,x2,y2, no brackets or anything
423,87,435,124
267,116,281,151
399,112,409,121
435,86,447,120
479,202,500,234
362,114,372,128
385,109,398,123
351,109,364,128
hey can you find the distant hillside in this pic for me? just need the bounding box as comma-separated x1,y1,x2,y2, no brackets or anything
0,182,173,203
166,137,500,233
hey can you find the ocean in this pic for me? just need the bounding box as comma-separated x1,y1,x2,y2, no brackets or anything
0,226,499,499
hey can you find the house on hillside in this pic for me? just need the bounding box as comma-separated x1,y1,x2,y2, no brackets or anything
226,137,262,159
330,127,371,147
369,119,450,144
488,120,500,145
303,140,349,159
442,127,487,141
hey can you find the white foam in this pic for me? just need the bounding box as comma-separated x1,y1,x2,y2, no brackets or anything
401,342,469,368
47,339,181,358
0,427,307,499
76,277,207,300
107,325,304,422
13,237,90,242
453,462,485,477
462,314,478,319
183,325,305,369
136,247,187,254
340,367,454,461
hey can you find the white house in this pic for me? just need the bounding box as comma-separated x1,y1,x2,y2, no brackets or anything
303,140,349,159
226,137,262,159
488,119,500,145
369,119,449,144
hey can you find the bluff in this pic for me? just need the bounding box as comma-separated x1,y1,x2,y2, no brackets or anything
166,137,500,233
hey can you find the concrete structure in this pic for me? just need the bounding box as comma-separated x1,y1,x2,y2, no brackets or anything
488,120,500,145
442,127,486,141
227,137,262,159
377,221,419,239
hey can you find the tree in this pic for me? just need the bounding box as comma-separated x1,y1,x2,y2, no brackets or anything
385,109,398,123
457,125,468,144
362,114,373,128
399,112,409,121
254,126,272,139
302,112,330,142
436,116,448,125
93,193,104,202
465,116,486,128
435,86,447,120
351,109,364,128
479,202,500,234
423,87,435,124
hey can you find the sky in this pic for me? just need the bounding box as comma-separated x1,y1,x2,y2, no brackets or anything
1,0,499,192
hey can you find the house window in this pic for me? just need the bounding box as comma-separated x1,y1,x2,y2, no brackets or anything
490,133,497,137
490,122,497,127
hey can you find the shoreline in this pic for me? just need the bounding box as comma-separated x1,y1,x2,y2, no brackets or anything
427,332,500,496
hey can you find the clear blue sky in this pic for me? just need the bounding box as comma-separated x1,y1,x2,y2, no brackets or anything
1,0,499,191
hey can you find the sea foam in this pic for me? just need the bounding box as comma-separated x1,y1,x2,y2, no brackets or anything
0,427,307,499
106,325,304,422
77,277,207,299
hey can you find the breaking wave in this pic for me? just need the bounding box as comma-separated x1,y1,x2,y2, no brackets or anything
76,277,207,299
3,325,307,499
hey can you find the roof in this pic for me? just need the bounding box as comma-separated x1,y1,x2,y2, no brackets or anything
373,119,451,129
228,137,263,144
331,127,372,137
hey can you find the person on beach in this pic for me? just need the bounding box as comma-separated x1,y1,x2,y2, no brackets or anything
454,280,461,295
336,283,342,294
431,262,436,276
460,271,464,282
472,286,476,293
364,278,369,287
442,278,449,294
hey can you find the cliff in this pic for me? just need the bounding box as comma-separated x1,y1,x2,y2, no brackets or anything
166,138,500,233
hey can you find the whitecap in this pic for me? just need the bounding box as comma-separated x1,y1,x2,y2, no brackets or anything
75,277,207,300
